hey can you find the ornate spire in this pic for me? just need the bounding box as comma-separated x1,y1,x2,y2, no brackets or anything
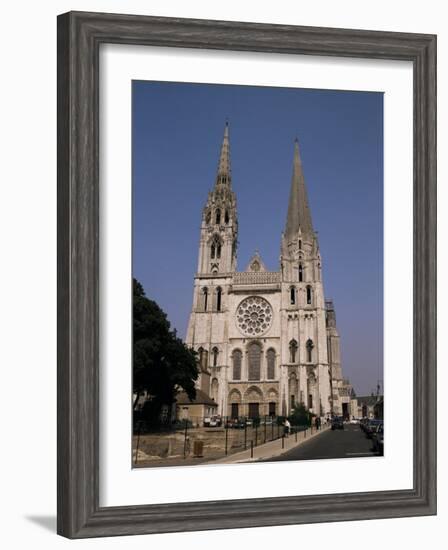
216,121,231,186
284,139,313,239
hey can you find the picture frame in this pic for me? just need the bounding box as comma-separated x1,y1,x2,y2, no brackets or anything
57,10,436,538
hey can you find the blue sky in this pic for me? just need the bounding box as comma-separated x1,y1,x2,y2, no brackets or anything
133,81,383,396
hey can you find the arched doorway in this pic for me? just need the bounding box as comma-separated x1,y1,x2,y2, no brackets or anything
245,386,263,419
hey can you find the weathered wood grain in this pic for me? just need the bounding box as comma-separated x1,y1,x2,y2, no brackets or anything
57,11,437,538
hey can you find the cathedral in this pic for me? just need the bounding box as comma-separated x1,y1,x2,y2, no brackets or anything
185,123,348,420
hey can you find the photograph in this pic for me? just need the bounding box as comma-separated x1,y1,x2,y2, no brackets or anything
132,81,384,468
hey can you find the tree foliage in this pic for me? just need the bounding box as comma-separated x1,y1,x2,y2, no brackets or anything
288,403,312,427
133,278,198,422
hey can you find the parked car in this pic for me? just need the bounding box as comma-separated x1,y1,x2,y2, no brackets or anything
371,424,384,455
359,417,370,432
364,419,383,439
229,418,253,429
203,415,222,428
331,416,344,430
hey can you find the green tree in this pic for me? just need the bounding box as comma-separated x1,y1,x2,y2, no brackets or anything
288,403,312,427
133,278,198,425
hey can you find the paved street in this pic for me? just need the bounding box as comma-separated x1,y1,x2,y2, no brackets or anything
262,424,377,462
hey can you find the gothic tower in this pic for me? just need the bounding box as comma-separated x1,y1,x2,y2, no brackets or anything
196,122,238,276
186,123,238,402
280,140,331,416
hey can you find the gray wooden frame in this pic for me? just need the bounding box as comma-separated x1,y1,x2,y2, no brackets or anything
57,11,437,538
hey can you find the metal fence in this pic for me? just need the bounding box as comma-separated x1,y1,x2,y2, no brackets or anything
133,416,315,466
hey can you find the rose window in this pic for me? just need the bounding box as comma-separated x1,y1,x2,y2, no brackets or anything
236,296,273,336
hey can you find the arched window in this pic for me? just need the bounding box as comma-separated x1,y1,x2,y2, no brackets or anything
299,239,302,249
205,210,211,224
298,263,303,282
224,210,230,224
202,288,208,311
289,339,298,363
198,347,208,370
215,209,221,225
212,347,219,367
216,287,222,312
308,394,313,409
211,236,221,261
232,350,242,380
267,349,276,379
306,285,312,305
306,339,314,362
248,342,261,380
290,286,296,305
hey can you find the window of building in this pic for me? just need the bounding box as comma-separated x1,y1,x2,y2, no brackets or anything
225,210,230,224
198,347,209,370
266,348,276,379
308,394,313,409
211,236,221,261
298,263,303,282
290,286,296,305
212,347,219,367
306,339,314,362
216,287,222,311
268,402,276,416
289,339,298,363
248,342,261,380
232,350,242,380
205,211,211,224
291,395,295,409
299,239,302,249
215,209,221,225
202,288,208,311
306,285,312,305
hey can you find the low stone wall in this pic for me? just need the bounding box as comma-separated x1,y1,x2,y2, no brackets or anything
133,425,284,461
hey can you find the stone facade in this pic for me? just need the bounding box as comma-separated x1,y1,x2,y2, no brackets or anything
186,123,347,419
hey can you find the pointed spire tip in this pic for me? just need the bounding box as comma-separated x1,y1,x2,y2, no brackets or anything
216,120,231,185
285,139,313,238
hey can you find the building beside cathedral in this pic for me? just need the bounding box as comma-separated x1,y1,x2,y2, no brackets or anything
185,123,350,420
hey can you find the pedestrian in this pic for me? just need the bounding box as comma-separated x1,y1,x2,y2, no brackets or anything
284,418,291,438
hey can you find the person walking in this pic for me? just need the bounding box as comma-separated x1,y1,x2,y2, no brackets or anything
284,418,291,438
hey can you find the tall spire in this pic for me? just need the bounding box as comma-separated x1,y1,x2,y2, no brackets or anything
284,139,313,239
216,121,231,186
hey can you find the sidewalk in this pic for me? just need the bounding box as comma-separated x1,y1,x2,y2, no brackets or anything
207,425,330,465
